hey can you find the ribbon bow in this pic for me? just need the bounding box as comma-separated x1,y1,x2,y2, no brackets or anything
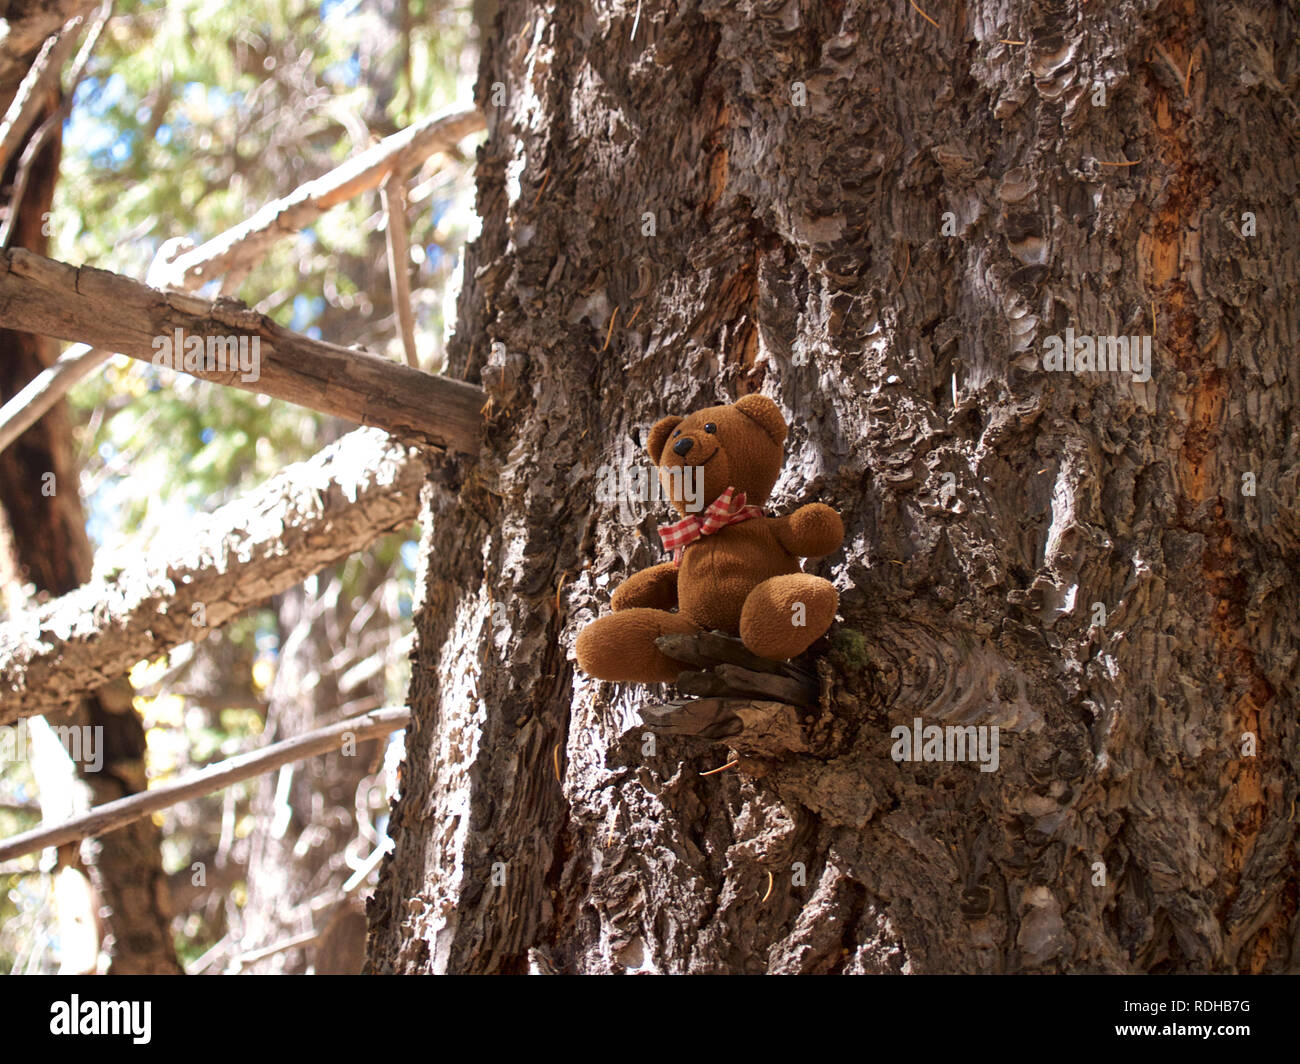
657,487,763,567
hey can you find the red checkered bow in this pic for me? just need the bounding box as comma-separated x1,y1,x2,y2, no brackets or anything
657,486,763,567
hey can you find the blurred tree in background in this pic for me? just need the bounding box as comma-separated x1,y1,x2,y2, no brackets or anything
0,0,482,972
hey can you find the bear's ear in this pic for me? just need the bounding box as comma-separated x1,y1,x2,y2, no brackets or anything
735,394,788,444
646,415,683,463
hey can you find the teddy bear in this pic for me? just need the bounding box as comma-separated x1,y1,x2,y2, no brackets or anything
576,394,844,684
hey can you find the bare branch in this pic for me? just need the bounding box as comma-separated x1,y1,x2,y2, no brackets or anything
0,428,427,722
0,23,75,173
0,707,411,863
0,0,99,90
156,106,486,292
0,2,112,249
381,174,418,368
0,249,486,452
0,343,112,454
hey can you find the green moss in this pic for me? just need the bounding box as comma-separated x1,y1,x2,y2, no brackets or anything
831,627,871,670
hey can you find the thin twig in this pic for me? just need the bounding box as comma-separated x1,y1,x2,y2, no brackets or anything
0,2,113,251
0,708,411,863
0,344,113,455
908,0,940,30
381,174,419,367
601,305,619,351
227,929,320,969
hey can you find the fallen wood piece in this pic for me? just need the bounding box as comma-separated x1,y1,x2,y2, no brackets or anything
640,697,745,739
0,427,424,723
644,632,820,760
0,707,410,864
656,629,816,680
0,249,485,453
674,662,818,707
641,698,810,758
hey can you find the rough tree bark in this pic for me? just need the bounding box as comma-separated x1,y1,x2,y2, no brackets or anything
367,0,1299,973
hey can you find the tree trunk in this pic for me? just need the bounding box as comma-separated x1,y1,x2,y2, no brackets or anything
0,92,181,970
366,0,1299,974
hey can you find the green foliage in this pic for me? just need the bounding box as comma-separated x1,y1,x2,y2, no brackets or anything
832,626,872,671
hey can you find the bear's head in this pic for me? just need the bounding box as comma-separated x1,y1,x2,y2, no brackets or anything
646,394,788,517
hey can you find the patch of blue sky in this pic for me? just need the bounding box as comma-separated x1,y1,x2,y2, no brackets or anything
322,0,362,18
290,294,326,334
321,51,361,88
62,73,125,157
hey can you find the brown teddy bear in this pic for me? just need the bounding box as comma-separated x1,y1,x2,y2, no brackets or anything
576,394,843,683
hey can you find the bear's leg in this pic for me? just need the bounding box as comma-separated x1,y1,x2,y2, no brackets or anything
739,574,838,660
575,609,700,683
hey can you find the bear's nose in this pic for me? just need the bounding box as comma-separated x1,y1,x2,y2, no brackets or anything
673,437,694,456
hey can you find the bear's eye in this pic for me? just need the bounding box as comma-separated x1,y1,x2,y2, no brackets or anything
672,430,681,438
704,423,717,434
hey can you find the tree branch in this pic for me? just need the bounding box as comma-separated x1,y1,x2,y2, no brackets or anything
381,174,418,368
0,248,486,452
0,2,111,250
0,342,111,454
0,102,479,456
0,707,410,863
0,21,76,174
155,105,485,292
0,427,426,723
0,0,99,89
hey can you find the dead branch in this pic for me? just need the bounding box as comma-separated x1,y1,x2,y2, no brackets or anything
0,707,410,863
155,105,485,292
0,22,78,174
0,0,100,88
0,343,112,454
0,249,485,452
0,2,113,250
381,174,419,367
0,428,426,722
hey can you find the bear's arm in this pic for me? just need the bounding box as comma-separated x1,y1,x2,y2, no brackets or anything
610,562,680,611
771,504,844,558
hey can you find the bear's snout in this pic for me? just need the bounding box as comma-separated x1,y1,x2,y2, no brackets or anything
672,437,694,456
